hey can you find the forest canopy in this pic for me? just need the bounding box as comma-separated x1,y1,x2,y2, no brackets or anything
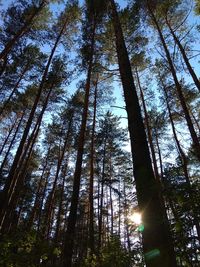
0,0,199,266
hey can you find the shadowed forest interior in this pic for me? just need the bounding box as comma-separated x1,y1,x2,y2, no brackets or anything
0,0,200,266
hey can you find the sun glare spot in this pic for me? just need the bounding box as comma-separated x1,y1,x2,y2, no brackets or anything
129,212,142,225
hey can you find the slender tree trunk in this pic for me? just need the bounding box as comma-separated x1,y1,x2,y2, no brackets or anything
0,56,8,76
13,86,53,180
0,116,18,155
0,111,25,173
26,151,50,230
54,160,69,243
190,109,200,133
106,186,110,242
109,157,114,235
109,185,114,235
44,117,73,239
88,79,98,254
0,17,69,232
37,167,51,234
118,177,121,236
123,181,131,253
161,79,200,243
98,141,106,253
135,68,160,181
0,86,53,232
166,19,200,94
110,1,177,266
1,124,40,233
0,0,46,61
0,64,29,116
149,6,200,161
154,130,164,180
63,20,96,267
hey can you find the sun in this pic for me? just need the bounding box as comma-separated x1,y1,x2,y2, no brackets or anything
129,212,142,225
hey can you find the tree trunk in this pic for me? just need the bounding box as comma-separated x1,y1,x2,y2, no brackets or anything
43,117,72,239
14,85,53,180
123,180,131,254
0,111,25,174
62,20,96,267
54,160,69,243
118,177,121,236
191,110,200,133
149,7,200,161
0,116,18,155
166,19,200,94
88,78,98,255
0,17,69,232
0,64,29,116
154,129,164,180
37,167,51,235
0,0,46,62
26,150,50,230
0,55,8,76
109,156,114,236
98,141,106,253
161,79,200,243
135,68,160,181
0,86,53,233
110,1,177,266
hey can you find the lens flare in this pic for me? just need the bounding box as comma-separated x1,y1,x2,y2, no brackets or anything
129,212,142,225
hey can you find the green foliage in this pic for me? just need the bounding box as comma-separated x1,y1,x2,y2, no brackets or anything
0,229,37,266
0,228,61,267
0,0,200,266
99,236,132,267
163,162,200,265
195,0,200,15
82,236,132,267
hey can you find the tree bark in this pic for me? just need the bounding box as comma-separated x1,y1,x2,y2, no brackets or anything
98,141,106,253
88,78,98,255
135,68,160,181
62,20,96,267
109,156,114,235
154,128,164,180
54,160,69,244
110,1,177,266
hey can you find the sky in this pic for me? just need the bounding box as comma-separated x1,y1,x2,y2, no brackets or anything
1,0,200,155
0,0,128,11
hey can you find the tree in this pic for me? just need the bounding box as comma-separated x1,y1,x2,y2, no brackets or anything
0,2,80,232
109,1,177,266
63,1,106,265
141,0,200,161
0,0,49,62
0,0,199,266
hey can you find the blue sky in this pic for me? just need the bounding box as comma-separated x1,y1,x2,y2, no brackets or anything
1,0,128,10
115,0,128,8
1,0,200,155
